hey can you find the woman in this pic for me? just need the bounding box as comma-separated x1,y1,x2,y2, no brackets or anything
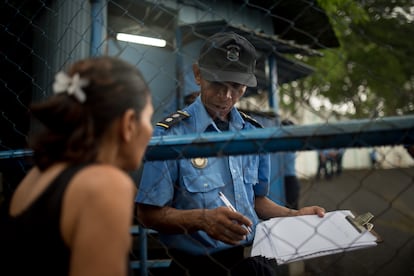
0,56,153,275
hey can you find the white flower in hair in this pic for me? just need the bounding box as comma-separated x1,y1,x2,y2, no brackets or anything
53,71,89,103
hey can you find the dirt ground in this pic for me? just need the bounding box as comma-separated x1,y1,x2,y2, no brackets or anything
295,167,414,276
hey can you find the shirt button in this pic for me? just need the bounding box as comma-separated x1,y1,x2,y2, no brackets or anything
204,183,208,187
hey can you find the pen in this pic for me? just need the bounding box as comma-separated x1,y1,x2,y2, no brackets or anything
218,192,252,233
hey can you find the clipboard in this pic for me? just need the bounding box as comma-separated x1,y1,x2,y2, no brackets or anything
251,210,382,265
346,211,383,243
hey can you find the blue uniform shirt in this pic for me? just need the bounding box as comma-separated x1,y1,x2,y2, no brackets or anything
136,97,270,255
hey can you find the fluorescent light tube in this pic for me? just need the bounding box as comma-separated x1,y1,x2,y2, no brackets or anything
116,33,166,47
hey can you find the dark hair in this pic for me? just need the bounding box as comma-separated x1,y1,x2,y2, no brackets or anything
30,56,150,171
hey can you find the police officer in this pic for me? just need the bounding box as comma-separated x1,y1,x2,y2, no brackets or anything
135,32,325,275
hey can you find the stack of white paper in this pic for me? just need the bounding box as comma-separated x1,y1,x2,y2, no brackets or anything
251,210,378,265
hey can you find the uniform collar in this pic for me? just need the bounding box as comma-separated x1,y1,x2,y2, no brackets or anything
185,97,245,132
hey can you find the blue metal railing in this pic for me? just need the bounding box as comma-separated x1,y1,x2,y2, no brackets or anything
2,115,412,162
145,115,414,160
129,226,171,273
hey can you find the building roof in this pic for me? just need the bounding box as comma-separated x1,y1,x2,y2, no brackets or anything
232,0,340,49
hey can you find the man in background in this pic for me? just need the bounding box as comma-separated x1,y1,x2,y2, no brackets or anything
281,119,301,210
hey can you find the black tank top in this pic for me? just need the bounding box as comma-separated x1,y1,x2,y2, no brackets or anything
0,164,90,276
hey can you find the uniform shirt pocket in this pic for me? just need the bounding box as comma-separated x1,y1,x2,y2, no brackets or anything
243,168,258,185
182,173,225,193
181,174,225,208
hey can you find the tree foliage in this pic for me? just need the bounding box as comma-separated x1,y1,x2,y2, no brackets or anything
280,0,414,119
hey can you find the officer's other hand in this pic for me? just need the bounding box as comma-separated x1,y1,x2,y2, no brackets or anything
296,206,325,217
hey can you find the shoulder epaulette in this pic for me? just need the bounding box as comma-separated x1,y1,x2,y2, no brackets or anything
239,111,263,128
156,110,190,129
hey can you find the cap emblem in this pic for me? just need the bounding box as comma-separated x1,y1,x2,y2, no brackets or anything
226,44,240,62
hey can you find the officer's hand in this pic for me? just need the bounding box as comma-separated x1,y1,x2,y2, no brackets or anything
202,207,252,245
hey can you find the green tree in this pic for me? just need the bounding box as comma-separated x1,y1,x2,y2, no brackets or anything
280,0,414,119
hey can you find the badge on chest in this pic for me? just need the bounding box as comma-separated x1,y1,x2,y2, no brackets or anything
191,158,208,169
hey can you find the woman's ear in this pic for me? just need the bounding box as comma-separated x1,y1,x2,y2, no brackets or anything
192,64,201,85
120,109,137,142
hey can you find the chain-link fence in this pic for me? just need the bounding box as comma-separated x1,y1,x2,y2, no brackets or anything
1,1,414,276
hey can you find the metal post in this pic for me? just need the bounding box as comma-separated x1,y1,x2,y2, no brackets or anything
266,53,284,204
268,54,279,111
90,0,107,57
175,27,184,109
139,226,148,276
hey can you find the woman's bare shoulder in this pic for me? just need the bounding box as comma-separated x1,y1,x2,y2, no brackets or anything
67,164,136,203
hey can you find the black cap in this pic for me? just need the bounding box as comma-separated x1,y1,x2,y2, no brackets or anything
198,32,257,87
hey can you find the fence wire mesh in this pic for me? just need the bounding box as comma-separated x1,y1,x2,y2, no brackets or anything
1,1,414,276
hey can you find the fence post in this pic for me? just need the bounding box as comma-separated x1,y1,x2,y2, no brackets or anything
139,226,148,276
90,0,107,57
